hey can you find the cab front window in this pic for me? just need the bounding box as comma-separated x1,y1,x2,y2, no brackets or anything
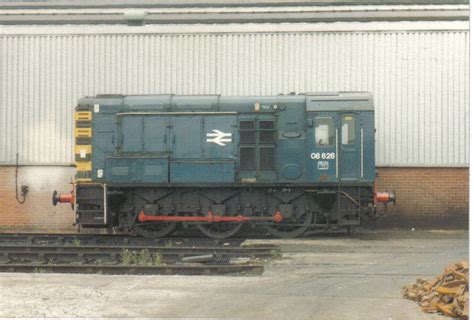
315,117,335,146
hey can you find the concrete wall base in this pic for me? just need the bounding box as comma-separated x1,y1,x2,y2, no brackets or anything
0,166,77,232
375,167,468,229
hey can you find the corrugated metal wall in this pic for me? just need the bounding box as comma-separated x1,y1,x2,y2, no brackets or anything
0,28,469,166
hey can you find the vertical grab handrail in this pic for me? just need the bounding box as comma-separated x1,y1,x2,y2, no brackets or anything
335,129,339,179
104,184,107,225
361,128,364,178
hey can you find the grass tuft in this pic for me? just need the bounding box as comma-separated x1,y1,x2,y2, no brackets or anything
121,249,163,266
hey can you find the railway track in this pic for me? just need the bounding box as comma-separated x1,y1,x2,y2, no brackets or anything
0,232,248,246
0,233,280,275
0,244,279,263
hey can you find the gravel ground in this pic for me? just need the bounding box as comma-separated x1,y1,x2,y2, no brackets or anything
0,230,468,319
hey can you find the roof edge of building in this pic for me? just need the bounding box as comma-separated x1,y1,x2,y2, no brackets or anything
0,0,469,10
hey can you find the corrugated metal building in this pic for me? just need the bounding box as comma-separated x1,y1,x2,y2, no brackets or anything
0,0,469,230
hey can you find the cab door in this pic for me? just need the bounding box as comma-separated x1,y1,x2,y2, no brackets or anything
338,113,360,180
307,113,337,182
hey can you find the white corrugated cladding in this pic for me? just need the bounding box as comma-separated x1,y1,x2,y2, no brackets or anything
0,22,469,166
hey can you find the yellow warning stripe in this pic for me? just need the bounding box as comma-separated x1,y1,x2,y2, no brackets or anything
76,161,92,171
74,145,92,155
74,128,92,137
74,111,92,121
74,110,93,180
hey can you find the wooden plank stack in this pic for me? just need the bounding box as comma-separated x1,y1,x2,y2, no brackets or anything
402,261,469,319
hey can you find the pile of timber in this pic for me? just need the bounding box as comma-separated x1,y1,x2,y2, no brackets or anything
402,261,469,319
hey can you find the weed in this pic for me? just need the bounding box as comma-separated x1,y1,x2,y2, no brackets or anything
68,239,81,246
136,249,153,265
121,249,136,265
121,249,163,266
153,252,163,265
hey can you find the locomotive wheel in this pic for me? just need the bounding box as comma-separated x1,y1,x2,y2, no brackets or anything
133,222,178,238
196,222,243,239
264,211,312,238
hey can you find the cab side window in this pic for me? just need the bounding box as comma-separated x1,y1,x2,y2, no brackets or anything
342,116,356,145
315,118,335,146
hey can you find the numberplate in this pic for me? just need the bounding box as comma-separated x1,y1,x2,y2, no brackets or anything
310,152,335,160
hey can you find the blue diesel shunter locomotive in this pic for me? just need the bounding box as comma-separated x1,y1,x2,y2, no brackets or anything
53,92,395,238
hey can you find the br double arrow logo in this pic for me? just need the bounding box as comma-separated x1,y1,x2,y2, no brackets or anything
206,129,232,146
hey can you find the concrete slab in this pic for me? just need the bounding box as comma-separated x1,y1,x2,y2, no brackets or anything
0,230,467,319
